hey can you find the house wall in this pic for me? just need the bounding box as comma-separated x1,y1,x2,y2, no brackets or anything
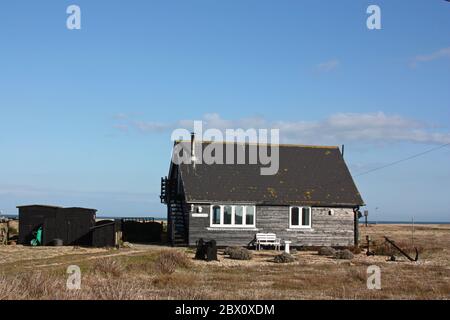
188,204,355,247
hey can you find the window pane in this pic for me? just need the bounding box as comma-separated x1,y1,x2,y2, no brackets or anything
302,207,310,226
224,206,232,224
291,207,299,226
212,206,221,225
235,206,244,224
246,206,255,225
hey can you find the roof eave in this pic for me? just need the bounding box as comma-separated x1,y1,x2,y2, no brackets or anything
185,198,365,207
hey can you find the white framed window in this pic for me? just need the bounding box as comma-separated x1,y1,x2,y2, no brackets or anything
245,206,255,225
212,205,221,225
289,206,312,228
210,205,256,228
224,205,232,225
235,205,244,225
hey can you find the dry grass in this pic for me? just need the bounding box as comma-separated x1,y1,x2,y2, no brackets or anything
0,272,150,300
0,224,449,300
92,258,125,277
152,271,198,288
361,224,447,260
348,246,362,254
153,250,192,275
0,274,26,300
87,277,147,300
0,272,85,300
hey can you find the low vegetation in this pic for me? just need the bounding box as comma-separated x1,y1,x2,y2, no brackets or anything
0,271,146,300
153,250,191,274
92,258,125,277
273,252,295,263
318,247,336,256
224,247,253,260
334,249,354,260
0,224,449,299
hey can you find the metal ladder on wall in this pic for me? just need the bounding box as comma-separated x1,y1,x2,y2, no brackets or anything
161,177,188,246
169,200,188,246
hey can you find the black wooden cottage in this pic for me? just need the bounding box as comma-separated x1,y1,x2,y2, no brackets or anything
161,138,364,247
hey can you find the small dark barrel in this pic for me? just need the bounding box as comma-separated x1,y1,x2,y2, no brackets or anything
51,238,64,246
195,238,218,262
195,238,206,260
205,240,218,262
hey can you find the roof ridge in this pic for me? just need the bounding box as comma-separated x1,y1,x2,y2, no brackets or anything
174,140,338,149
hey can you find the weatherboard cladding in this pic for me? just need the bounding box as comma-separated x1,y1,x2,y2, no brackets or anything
188,206,355,247
176,142,364,207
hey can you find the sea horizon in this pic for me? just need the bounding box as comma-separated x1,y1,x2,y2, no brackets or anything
1,214,449,225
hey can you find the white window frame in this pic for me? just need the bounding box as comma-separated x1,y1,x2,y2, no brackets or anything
210,205,256,228
289,206,312,229
211,205,222,226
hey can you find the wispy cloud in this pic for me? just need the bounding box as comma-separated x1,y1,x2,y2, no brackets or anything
0,184,161,216
316,59,340,73
0,184,157,202
113,124,129,132
114,112,450,146
410,47,450,67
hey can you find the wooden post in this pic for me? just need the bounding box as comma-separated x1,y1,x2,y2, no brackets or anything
364,210,369,227
6,220,10,243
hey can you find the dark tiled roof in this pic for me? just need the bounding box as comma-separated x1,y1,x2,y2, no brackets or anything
175,141,364,207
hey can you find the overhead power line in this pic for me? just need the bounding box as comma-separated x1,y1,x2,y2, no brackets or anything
355,142,450,177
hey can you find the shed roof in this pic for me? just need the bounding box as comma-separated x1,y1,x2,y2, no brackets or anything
16,204,62,209
17,205,97,212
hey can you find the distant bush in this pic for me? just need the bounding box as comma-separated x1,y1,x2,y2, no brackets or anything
318,247,336,256
224,246,239,256
224,247,252,260
274,252,295,263
154,250,191,275
8,226,18,235
334,249,354,260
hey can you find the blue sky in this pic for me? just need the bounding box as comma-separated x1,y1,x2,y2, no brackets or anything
0,1,449,221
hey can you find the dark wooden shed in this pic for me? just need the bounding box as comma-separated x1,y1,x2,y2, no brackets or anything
91,220,118,247
121,218,162,243
18,205,96,246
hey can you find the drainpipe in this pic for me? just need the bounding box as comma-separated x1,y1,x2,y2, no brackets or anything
353,206,360,247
